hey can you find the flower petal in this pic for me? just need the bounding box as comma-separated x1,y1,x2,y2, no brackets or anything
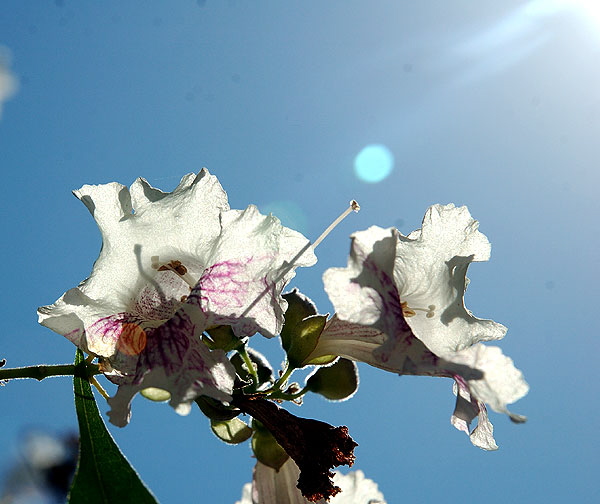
236,460,386,504
321,204,528,448
194,205,317,338
38,169,229,339
106,305,235,427
451,377,498,450
449,344,529,419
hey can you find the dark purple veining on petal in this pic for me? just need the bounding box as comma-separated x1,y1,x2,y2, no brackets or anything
195,260,253,310
106,306,234,426
136,311,196,379
186,256,283,337
132,269,189,321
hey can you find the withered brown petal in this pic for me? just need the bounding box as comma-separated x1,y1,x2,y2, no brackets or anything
234,395,358,502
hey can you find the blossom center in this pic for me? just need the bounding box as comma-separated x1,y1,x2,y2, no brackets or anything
151,256,198,289
130,257,201,321
401,300,436,319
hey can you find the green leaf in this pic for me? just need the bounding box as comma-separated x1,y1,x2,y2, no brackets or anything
251,419,289,471
305,358,359,401
69,349,157,504
211,417,253,444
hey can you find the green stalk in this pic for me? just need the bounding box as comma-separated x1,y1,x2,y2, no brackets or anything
0,363,100,381
269,386,309,401
238,346,259,386
272,365,293,391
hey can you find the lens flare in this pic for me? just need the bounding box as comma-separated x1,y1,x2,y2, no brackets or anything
354,144,394,183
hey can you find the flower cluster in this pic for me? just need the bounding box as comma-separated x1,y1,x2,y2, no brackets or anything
36,172,528,501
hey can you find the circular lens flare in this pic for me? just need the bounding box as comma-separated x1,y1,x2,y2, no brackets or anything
354,144,394,183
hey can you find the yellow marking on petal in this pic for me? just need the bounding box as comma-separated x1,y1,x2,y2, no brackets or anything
117,323,147,356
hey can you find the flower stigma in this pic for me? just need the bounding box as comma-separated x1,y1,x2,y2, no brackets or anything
311,200,360,251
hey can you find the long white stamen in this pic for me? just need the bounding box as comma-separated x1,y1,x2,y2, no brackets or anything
239,200,360,320
312,200,360,250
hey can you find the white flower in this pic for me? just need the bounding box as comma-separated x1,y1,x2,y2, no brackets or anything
313,204,528,449
236,459,386,504
38,169,316,426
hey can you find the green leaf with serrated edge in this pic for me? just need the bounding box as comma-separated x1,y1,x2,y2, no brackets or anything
69,349,157,504
280,290,317,354
305,358,359,401
285,315,327,369
211,417,253,444
251,419,289,471
195,396,241,421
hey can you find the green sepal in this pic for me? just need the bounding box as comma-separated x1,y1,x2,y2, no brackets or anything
204,325,242,352
251,419,289,471
69,349,157,503
140,387,170,402
195,396,241,421
280,290,318,354
305,358,359,401
304,354,338,366
210,417,253,444
230,348,274,385
285,315,327,369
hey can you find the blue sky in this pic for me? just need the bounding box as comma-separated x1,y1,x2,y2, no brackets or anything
1,1,598,502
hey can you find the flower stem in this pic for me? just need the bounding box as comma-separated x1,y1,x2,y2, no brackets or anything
0,363,100,382
272,365,293,391
269,386,309,401
238,346,259,386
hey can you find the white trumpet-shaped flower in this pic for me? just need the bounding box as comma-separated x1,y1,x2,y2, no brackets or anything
312,204,528,450
38,169,316,426
236,459,386,504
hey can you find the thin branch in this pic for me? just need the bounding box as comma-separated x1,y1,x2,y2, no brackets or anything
0,363,100,382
